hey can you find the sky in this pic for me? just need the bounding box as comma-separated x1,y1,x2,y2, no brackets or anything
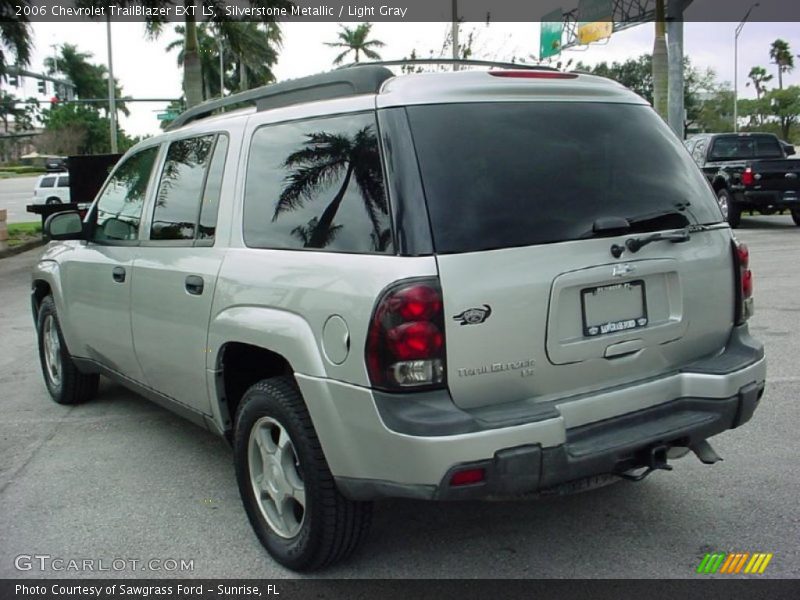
19,19,800,138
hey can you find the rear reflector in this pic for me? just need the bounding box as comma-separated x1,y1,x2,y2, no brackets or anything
450,468,485,487
488,70,578,79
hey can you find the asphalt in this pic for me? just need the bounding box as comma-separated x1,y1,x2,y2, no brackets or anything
0,215,798,579
0,176,39,224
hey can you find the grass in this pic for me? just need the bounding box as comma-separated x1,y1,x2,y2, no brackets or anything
5,221,42,247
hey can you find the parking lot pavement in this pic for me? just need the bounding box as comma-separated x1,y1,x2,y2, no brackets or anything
1,217,798,579
0,176,39,224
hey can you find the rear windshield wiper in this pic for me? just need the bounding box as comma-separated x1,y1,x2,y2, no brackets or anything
611,229,690,258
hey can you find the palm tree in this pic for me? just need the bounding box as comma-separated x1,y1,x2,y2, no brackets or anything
746,66,773,99
0,1,33,78
769,39,795,89
145,0,291,108
274,126,387,249
167,21,282,100
325,23,385,66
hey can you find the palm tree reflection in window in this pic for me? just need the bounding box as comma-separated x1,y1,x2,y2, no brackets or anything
273,126,390,251
152,136,214,240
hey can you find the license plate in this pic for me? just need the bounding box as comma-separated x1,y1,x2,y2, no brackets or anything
581,280,648,337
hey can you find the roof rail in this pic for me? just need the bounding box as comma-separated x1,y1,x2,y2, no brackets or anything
166,65,394,131
338,59,560,72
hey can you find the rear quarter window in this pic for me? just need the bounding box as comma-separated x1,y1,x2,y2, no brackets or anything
39,177,56,189
243,112,393,254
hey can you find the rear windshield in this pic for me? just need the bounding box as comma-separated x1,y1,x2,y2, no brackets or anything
708,135,783,160
406,102,723,254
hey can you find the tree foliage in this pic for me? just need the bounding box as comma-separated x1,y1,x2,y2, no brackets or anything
0,0,33,78
325,23,385,65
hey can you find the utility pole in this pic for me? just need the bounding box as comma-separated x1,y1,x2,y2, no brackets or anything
667,0,686,139
218,37,224,98
451,0,459,71
734,3,759,132
106,16,118,153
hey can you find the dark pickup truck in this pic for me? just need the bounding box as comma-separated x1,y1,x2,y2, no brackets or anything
684,132,799,228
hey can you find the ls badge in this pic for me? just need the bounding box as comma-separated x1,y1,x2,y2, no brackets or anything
453,305,492,326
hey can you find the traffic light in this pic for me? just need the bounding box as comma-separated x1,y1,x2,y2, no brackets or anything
38,79,46,94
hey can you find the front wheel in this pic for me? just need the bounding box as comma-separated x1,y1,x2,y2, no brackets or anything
36,296,99,404
792,210,800,226
234,376,372,571
717,189,741,228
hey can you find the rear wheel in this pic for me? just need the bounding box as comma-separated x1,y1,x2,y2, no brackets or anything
36,296,99,405
234,376,372,571
716,189,740,228
792,210,800,226
45,197,62,205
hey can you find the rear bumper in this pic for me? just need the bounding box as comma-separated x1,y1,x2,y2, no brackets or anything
298,326,765,501
734,189,800,207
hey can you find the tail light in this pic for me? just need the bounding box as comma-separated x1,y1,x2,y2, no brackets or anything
366,278,446,391
741,167,755,186
733,239,753,325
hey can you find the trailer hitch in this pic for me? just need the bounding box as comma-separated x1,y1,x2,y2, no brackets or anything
616,445,674,482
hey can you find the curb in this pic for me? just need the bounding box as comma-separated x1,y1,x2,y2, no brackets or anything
0,237,46,259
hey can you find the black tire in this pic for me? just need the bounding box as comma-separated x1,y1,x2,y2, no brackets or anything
45,197,62,205
792,210,800,226
717,189,741,228
36,296,99,405
234,376,372,571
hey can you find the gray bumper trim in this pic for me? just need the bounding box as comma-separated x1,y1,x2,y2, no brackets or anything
337,381,765,501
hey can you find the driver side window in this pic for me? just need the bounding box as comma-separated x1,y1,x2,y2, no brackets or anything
92,146,159,242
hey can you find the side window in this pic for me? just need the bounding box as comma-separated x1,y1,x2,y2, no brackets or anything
243,112,392,254
92,146,159,242
198,135,228,240
151,135,215,241
57,176,70,188
39,177,56,188
692,140,706,165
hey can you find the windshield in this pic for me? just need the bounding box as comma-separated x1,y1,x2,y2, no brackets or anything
708,135,784,160
405,102,723,254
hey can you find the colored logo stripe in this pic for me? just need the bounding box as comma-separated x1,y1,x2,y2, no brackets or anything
697,552,773,574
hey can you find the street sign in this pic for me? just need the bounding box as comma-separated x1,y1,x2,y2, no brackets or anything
157,111,179,121
540,8,564,59
577,0,613,45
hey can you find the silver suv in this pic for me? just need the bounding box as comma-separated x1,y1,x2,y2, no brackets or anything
33,63,766,571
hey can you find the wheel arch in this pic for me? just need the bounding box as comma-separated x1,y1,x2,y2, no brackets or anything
208,306,328,438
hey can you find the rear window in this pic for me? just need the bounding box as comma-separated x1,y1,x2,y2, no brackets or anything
39,177,56,188
406,102,723,254
57,176,69,188
708,135,783,160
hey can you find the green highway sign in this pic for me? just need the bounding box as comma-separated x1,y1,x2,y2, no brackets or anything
157,111,179,121
540,8,564,59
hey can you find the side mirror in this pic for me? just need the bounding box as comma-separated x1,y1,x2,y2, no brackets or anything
44,211,85,241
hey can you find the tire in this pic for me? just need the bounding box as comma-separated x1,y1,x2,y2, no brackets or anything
716,188,741,228
36,296,99,405
792,210,800,226
234,376,372,571
45,197,62,205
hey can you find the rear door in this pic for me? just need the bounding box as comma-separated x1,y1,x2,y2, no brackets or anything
130,133,230,414
405,101,733,410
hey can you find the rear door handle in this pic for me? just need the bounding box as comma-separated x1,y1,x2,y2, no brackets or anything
185,275,204,295
112,266,126,283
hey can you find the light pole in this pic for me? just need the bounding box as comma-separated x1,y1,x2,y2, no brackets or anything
106,15,118,153
734,2,759,133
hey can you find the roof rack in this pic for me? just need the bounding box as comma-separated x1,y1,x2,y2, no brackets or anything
166,65,394,131
338,59,560,71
